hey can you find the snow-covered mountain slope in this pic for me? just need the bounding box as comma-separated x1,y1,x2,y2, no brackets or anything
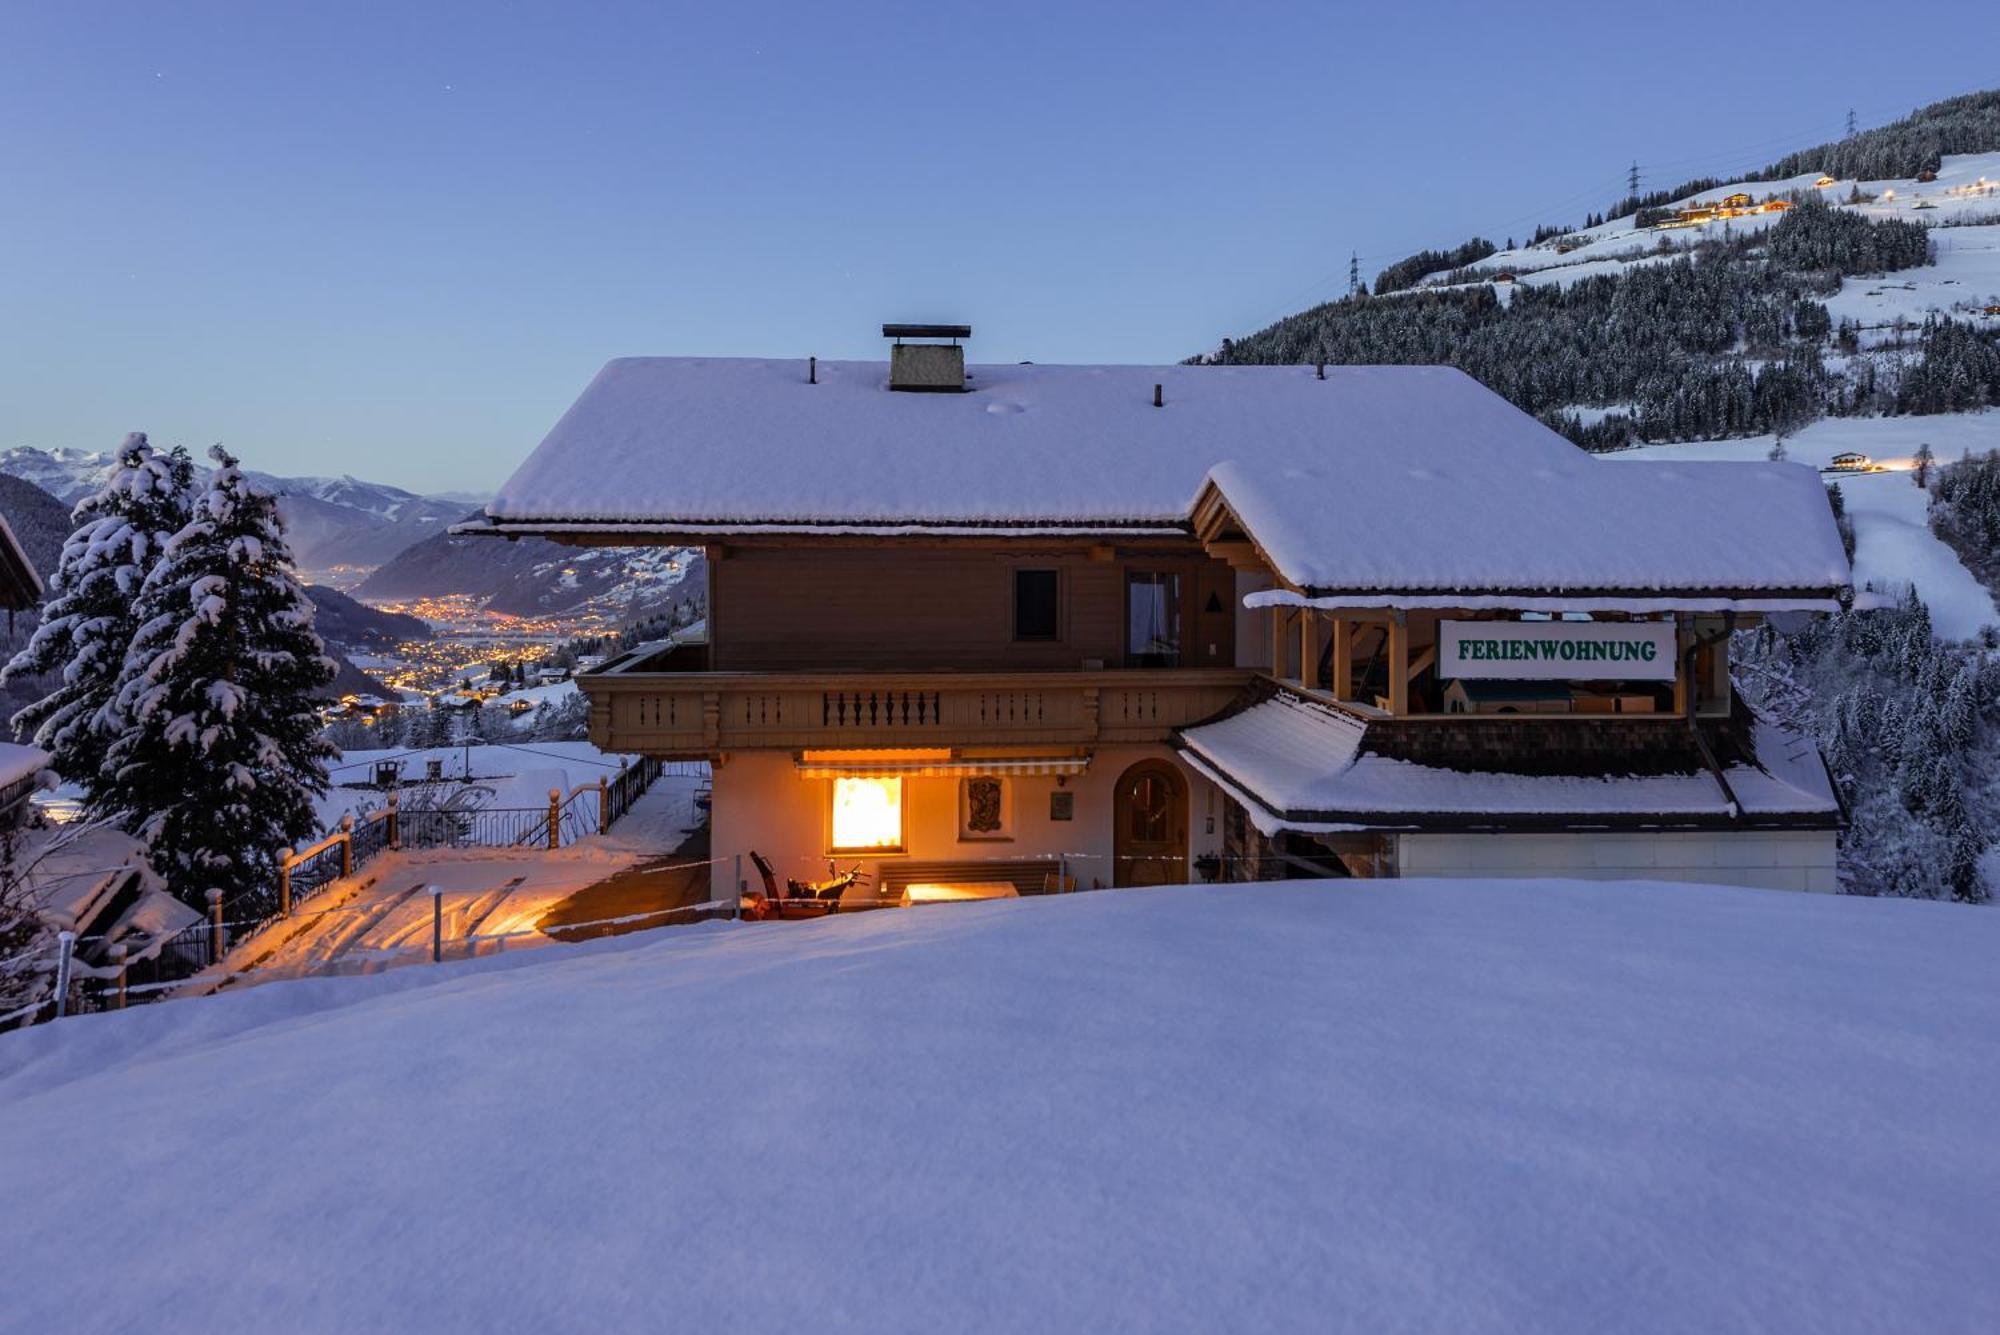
2,878,1995,1334
360,527,704,621
1415,151,2000,315
0,446,466,573
1621,414,2000,641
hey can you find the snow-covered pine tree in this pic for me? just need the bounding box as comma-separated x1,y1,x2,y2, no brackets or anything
1,434,194,798
103,446,337,910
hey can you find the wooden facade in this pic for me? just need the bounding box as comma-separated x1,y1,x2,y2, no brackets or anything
706,541,1239,673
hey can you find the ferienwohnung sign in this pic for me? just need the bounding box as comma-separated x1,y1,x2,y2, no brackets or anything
1439,620,1677,682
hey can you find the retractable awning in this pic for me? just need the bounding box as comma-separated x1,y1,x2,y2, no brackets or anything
795,749,1091,779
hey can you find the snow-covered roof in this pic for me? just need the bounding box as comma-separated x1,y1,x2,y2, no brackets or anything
19,827,160,929
0,513,43,608
481,358,1587,529
1205,450,1851,597
475,356,1850,600
0,742,50,793
1178,693,1839,834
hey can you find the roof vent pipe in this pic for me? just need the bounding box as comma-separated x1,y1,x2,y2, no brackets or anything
1153,383,1163,408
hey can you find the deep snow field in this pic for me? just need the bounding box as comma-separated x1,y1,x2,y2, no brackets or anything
2,878,1995,1334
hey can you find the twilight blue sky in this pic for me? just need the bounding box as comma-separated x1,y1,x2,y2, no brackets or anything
1,1,1992,493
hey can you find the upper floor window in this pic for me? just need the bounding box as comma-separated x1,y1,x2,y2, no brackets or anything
1126,571,1182,668
1014,569,1060,642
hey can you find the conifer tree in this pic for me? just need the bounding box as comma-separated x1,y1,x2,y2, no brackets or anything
103,446,337,909
1,434,194,797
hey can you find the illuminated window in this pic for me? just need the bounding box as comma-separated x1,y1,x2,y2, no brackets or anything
831,777,904,852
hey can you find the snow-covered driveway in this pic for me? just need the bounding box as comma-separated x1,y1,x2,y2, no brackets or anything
218,777,713,984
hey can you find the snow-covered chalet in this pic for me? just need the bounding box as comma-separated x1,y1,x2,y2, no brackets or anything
463,325,1853,900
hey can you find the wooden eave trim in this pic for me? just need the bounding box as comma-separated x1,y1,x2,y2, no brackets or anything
1292,583,1848,603
1188,484,1292,584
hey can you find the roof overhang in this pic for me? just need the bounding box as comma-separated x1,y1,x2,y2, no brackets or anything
1245,588,1848,615
451,515,1196,546
795,747,1092,779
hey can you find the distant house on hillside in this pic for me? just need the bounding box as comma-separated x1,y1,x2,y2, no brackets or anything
1720,191,1754,209
1814,175,1837,189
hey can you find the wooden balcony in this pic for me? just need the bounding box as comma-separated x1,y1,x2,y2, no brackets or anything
579,667,1256,756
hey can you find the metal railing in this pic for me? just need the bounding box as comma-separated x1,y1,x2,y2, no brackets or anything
2,757,679,1026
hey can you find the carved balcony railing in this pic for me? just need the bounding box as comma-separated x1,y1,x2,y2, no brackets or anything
579,668,1256,756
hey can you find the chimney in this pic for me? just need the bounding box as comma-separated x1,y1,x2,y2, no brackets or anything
883,323,970,392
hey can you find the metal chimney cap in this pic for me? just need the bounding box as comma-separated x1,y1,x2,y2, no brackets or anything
882,323,971,341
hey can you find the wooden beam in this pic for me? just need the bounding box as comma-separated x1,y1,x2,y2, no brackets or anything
1330,619,1353,701
1302,610,1322,689
1407,643,1437,682
1671,615,1691,716
1387,612,1409,715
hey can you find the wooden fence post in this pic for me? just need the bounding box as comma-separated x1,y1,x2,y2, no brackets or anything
53,931,75,1019
547,788,561,850
430,885,443,963
339,814,355,877
386,791,400,850
278,849,294,917
598,775,610,831
206,889,225,965
110,943,128,1010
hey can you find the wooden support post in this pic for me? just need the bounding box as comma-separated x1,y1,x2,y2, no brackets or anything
430,885,444,963
278,849,293,917
1267,606,1285,678
1387,612,1410,715
1331,619,1353,702
1302,610,1321,690
339,814,354,878
206,889,224,966
53,931,74,1019
547,788,562,851
386,791,400,850
110,943,127,1010
1672,615,1691,717
597,775,610,832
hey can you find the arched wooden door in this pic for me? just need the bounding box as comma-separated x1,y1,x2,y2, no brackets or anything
1112,760,1187,888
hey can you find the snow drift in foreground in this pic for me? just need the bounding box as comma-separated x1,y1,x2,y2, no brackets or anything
2,879,1995,1334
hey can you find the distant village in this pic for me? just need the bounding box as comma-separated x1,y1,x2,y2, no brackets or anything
1642,169,1996,231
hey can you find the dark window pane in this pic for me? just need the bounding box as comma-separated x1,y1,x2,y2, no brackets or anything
1015,569,1059,641
1126,572,1181,668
